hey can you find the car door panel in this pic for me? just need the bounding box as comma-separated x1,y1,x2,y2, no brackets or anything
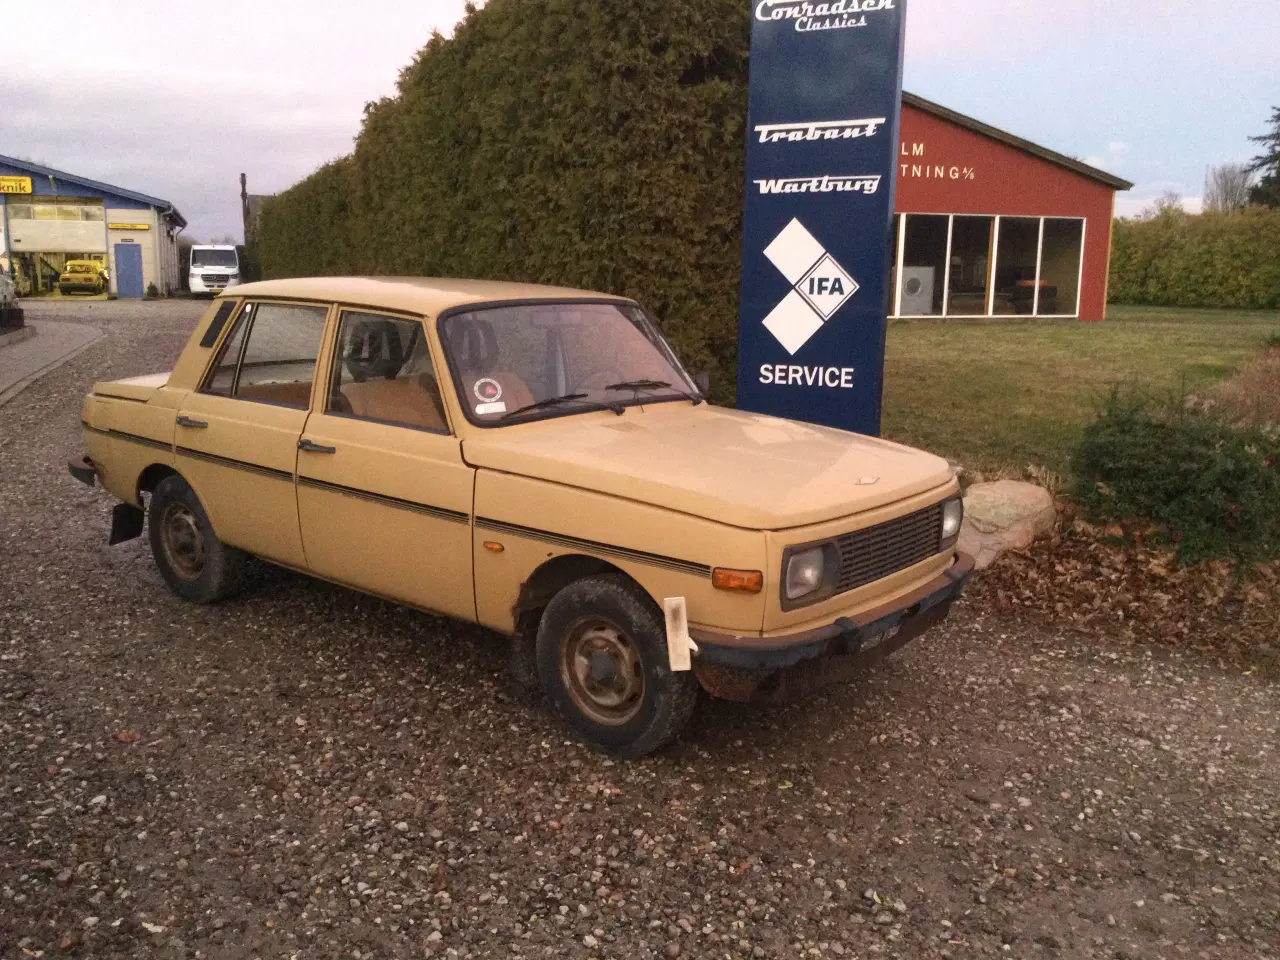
174,392,307,566
296,415,475,620
173,299,330,569
295,308,475,621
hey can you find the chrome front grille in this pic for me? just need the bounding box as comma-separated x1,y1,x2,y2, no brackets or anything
834,502,943,594
202,273,228,284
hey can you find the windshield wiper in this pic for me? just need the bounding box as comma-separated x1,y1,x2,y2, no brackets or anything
604,379,703,405
501,393,623,419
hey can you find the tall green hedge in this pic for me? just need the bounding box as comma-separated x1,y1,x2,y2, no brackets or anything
257,0,751,397
1108,207,1280,310
257,158,357,278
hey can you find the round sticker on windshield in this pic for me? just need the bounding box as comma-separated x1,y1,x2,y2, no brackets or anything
473,378,503,403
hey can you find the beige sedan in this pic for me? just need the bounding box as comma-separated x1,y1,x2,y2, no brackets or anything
72,277,971,756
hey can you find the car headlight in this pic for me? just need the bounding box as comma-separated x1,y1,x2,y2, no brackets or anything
941,496,964,546
785,547,827,601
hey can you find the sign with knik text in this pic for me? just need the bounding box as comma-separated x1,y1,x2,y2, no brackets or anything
736,0,906,435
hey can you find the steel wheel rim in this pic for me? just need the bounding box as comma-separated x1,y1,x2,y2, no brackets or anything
560,618,645,726
160,501,206,580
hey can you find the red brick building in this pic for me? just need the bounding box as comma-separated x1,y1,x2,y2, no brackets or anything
890,94,1132,322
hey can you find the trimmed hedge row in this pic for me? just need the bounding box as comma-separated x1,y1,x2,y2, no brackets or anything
257,0,752,400
257,159,356,279
1108,207,1280,310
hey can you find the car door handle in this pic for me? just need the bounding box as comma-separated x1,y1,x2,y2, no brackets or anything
297,438,336,454
175,415,208,428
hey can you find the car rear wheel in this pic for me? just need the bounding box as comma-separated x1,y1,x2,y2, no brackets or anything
536,574,697,758
148,474,246,603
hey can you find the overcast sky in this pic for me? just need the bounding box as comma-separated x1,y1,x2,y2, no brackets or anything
2,0,1275,240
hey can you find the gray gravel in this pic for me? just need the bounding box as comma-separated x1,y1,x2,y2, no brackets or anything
2,299,1277,959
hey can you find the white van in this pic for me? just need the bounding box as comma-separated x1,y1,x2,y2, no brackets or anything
188,245,240,296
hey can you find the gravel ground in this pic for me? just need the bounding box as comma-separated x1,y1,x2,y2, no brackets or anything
2,299,1277,960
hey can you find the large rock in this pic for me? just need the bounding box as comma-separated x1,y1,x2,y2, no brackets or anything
958,480,1056,570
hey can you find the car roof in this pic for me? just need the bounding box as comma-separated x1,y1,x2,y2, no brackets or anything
227,277,634,316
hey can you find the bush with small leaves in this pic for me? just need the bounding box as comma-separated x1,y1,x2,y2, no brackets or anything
1074,386,1280,564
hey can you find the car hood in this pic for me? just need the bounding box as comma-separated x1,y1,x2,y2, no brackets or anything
462,403,955,530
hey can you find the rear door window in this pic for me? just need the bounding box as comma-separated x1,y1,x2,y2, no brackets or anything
201,301,329,408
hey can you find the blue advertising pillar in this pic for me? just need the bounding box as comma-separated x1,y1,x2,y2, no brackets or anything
735,0,906,436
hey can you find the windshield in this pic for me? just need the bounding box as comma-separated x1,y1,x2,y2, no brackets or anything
65,262,97,274
440,301,696,424
191,249,238,268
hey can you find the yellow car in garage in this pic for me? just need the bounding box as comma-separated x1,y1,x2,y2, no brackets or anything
59,260,108,296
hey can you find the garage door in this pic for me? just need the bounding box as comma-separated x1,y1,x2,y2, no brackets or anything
6,200,107,254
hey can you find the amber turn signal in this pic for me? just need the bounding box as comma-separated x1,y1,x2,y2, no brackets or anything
712,568,764,593
483,541,505,553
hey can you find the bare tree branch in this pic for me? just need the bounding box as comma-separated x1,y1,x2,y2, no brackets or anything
1203,163,1256,212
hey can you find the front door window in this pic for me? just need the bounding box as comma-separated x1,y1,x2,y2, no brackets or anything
326,311,450,432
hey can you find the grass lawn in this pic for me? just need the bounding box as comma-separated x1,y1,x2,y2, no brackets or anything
881,305,1280,479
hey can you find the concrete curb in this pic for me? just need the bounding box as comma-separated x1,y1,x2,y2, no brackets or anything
0,325,105,408
0,327,36,348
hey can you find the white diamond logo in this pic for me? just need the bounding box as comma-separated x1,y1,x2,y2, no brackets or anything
762,291,825,356
760,218,858,355
764,218,827,285
798,253,858,319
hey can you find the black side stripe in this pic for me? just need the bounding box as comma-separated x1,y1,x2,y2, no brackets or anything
297,475,469,524
175,446,293,482
82,422,172,451
475,517,712,578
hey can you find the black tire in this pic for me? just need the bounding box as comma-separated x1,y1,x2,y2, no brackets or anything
536,574,697,758
147,474,247,603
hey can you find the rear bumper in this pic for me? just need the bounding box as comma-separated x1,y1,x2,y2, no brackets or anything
691,552,974,703
68,455,97,486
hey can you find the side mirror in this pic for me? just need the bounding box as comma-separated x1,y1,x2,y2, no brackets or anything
693,370,710,397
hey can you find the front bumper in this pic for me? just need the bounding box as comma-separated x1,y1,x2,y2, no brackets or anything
190,277,238,294
691,552,974,703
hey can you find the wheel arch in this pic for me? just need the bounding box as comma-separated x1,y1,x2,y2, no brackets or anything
512,553,647,629
136,462,181,504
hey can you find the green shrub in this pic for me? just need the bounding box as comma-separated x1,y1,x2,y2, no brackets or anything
1109,207,1280,309
1074,387,1280,563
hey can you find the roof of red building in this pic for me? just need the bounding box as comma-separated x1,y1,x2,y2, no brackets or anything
903,93,1134,192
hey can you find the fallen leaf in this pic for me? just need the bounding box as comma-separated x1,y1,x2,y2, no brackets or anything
116,731,140,744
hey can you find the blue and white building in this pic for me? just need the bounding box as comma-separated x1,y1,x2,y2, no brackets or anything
0,155,186,299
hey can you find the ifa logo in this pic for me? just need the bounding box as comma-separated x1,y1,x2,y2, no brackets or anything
761,218,858,355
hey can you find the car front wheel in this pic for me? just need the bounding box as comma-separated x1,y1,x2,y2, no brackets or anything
536,574,697,758
148,474,247,603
